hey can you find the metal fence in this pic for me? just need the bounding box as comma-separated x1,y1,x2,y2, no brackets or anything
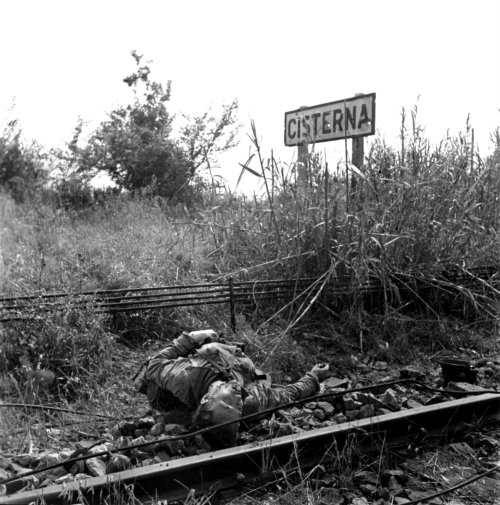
1,265,498,329
0,277,329,330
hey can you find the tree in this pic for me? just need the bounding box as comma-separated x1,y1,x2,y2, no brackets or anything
75,51,240,200
180,99,240,181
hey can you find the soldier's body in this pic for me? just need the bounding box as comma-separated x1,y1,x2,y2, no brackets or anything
140,330,329,447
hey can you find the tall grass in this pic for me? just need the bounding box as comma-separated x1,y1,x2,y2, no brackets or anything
1,115,498,350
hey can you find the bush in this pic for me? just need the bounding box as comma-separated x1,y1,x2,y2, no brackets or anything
0,300,114,399
0,120,47,202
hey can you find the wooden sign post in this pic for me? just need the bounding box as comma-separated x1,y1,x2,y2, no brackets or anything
284,93,376,352
284,93,376,147
285,93,375,189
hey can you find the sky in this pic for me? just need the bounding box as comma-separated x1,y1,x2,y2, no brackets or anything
1,0,499,191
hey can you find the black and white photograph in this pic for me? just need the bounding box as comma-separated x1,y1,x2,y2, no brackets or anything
1,1,499,504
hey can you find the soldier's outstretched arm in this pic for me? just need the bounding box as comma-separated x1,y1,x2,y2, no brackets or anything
243,364,329,415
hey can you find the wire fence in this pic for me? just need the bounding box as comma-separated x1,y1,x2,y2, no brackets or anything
1,265,498,329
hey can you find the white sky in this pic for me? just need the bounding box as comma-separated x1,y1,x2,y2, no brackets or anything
1,0,499,191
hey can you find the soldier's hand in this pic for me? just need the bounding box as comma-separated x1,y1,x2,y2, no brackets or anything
189,329,218,347
310,363,330,382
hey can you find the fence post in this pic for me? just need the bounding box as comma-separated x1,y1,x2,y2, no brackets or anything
228,277,236,333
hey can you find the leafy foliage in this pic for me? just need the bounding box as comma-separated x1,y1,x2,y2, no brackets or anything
72,52,194,199
0,302,113,398
0,119,47,202
180,98,240,176
69,51,240,202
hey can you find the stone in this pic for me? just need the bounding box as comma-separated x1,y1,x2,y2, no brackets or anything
313,409,326,421
332,413,347,423
403,398,423,409
359,483,377,496
316,401,335,417
76,439,100,450
357,404,375,419
345,410,359,421
425,394,446,405
131,436,157,455
387,475,401,491
101,429,114,442
351,498,370,505
448,442,476,458
155,451,171,462
323,377,349,389
9,461,33,475
68,460,85,475
134,450,151,462
73,473,91,481
399,366,426,382
114,436,133,452
137,416,155,430
193,434,212,451
158,436,185,456
394,498,410,504
382,469,408,484
354,470,379,485
37,452,63,467
163,423,185,436
12,454,40,467
354,392,378,405
54,474,74,484
407,490,434,502
376,488,391,501
446,382,487,393
85,457,106,477
118,421,137,436
380,389,400,409
373,361,388,370
376,408,393,415
36,455,68,480
0,455,12,470
343,397,361,411
150,422,165,436
106,454,131,473
88,444,108,455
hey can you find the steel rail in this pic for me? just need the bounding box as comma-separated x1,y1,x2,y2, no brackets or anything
2,393,499,505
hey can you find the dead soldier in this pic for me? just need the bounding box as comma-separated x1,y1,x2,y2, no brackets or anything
135,329,330,448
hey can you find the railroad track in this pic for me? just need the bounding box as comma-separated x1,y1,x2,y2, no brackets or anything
2,393,499,505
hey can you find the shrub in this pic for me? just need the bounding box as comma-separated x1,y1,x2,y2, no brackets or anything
0,300,113,399
0,120,47,203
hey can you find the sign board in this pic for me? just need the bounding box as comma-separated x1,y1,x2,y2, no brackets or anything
284,93,376,146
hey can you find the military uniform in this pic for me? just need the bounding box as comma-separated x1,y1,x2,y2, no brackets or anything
144,332,320,417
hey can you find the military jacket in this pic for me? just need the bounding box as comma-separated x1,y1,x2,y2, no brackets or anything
144,333,319,415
